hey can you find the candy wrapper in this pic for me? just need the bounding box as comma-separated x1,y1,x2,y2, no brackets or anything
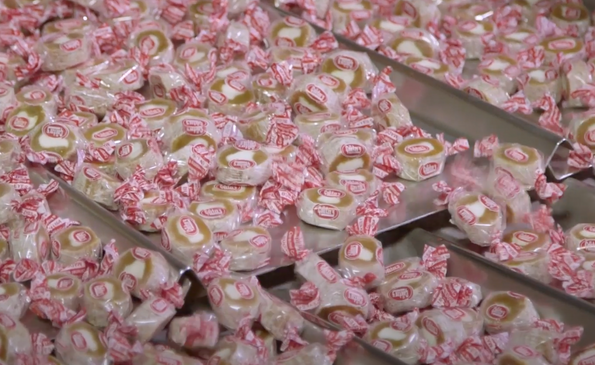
289,75,341,116
174,41,215,72
549,2,590,36
115,138,164,180
404,56,450,82
200,182,258,223
188,198,241,241
319,129,375,175
137,97,178,132
540,36,584,66
161,212,214,266
0,182,20,225
477,54,520,95
219,225,272,271
373,92,413,130
168,311,220,350
338,216,384,288
16,85,57,116
83,276,133,328
291,110,340,141
95,59,145,92
568,110,595,152
479,291,539,334
382,28,439,59
206,275,261,330
393,135,447,182
266,16,316,48
462,75,510,107
485,168,531,224
501,252,552,284
37,32,92,72
364,311,420,364
51,225,102,265
129,27,174,66
0,314,36,363
325,169,379,203
259,290,305,342
5,105,49,138
72,163,121,211
296,187,357,230
208,76,256,116
519,67,562,105
0,282,30,319
453,20,494,59
216,140,272,186
329,0,372,37
320,49,377,92
125,296,177,343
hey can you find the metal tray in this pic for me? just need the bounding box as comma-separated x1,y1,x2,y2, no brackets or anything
264,2,571,180
267,228,595,358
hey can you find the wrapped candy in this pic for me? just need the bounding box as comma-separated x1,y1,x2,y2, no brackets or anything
125,296,176,343
0,282,29,319
432,277,482,308
28,122,80,163
384,28,439,59
394,136,446,181
259,291,305,341
137,98,177,132
38,272,83,311
566,223,595,253
570,343,595,365
562,60,593,108
519,67,562,105
438,307,484,336
253,73,288,103
9,218,51,262
384,257,422,281
364,314,420,364
188,198,241,241
55,321,109,364
38,32,92,72
319,129,375,174
377,269,438,314
174,41,214,72
266,16,316,47
403,56,449,82
506,322,582,364
0,183,19,225
492,143,543,190
201,182,258,222
168,312,220,350
72,164,121,211
208,332,261,365
503,230,551,253
478,55,520,95
15,85,56,115
448,188,505,246
568,111,595,152
115,139,164,180
338,216,384,288
216,140,272,186
373,93,412,129
485,168,531,224
42,17,95,35
0,314,33,363
161,212,214,265
289,75,341,115
5,105,48,138
494,27,540,55
463,76,510,107
51,225,102,265
320,50,377,92
417,308,468,350
330,0,372,35
495,346,550,365
0,140,23,175
479,291,539,334
453,20,495,59
207,276,261,330
549,2,590,36
294,112,343,139
83,276,133,328
83,123,127,148
325,169,379,203
296,187,357,230
540,36,584,65
220,225,272,271
94,60,144,92
207,77,256,116
129,28,174,66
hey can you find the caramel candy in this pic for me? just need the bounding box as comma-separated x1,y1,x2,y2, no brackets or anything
485,168,531,224
463,76,509,107
188,198,240,241
220,226,271,271
208,334,259,365
42,17,94,35
83,277,133,328
495,346,550,365
330,0,373,34
207,277,260,329
168,312,220,350
569,343,595,365
294,112,343,139
325,169,379,202
395,137,445,181
394,0,439,27
448,192,504,246
0,283,29,319
296,187,357,230
0,237,9,261
492,143,542,189
317,73,349,97
495,26,540,55
188,0,218,28
137,98,177,132
0,82,14,112
270,47,310,76
174,41,214,72
115,138,164,179
112,247,172,299
130,28,173,66
338,235,384,288
148,64,189,100
319,130,373,174
252,73,287,103
503,230,550,253
267,16,315,48
294,253,343,292
369,17,411,39
289,76,341,115
540,36,584,65
479,291,539,334
0,140,21,176
377,270,438,314
46,273,82,311
569,112,595,152
508,327,565,363
9,218,50,262
384,257,422,282
201,181,257,220
373,92,413,129
72,163,121,210
0,53,25,83
237,109,273,144
260,292,304,341
438,307,484,336
207,77,255,116
215,62,251,80
0,183,18,225
66,84,114,116
454,20,495,59
550,2,590,36
161,213,214,264
521,67,562,105
29,122,78,161
5,105,47,137
125,297,176,343
565,223,595,254
316,284,371,331
416,309,467,349
478,55,520,94
563,60,592,108
55,321,108,364
388,28,439,58
51,225,102,265
321,50,376,92
39,32,91,72
216,140,272,186
0,314,33,363
364,319,420,364
94,59,144,92
83,123,127,147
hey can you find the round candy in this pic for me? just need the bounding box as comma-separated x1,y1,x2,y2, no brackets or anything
216,140,271,186
130,28,173,66
387,28,439,58
46,273,82,311
137,98,177,132
266,16,315,48
207,77,255,116
377,270,438,314
83,276,133,328
55,321,108,365
220,226,271,271
364,319,420,363
174,41,214,72
503,230,551,253
549,2,590,36
492,143,542,189
115,138,164,179
16,85,55,114
0,314,33,363
296,187,357,230
39,32,91,72
207,276,260,330
325,169,379,202
294,112,343,139
0,283,29,319
125,297,176,343
520,67,562,105
83,123,127,147
72,164,121,210
394,137,445,181
449,191,504,246
161,213,214,264
51,226,102,265
320,50,376,91
5,105,47,137
373,92,413,129
453,20,494,59
112,247,172,299
94,59,144,92
319,129,373,174
479,291,539,334
188,198,240,241
338,235,384,288
540,36,584,65
29,122,78,162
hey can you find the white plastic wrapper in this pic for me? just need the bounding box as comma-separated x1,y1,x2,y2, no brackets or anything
479,291,539,334
200,182,258,222
83,123,127,148
0,139,22,175
404,56,450,82
289,75,341,115
386,28,439,58
216,140,272,186
0,83,15,114
55,321,108,365
503,230,551,253
566,223,595,254
0,314,33,363
453,20,495,59
64,84,113,117
266,16,316,48
540,36,584,65
42,17,95,35
51,225,102,265
16,85,56,115
0,182,18,225
188,198,240,241
148,64,188,99
220,226,271,271
494,26,540,55
83,277,133,328
315,283,372,330
125,297,176,343
568,111,595,152
294,112,343,139
94,59,144,92
330,0,372,35
274,342,336,365
448,189,505,246
364,319,420,364
115,138,164,180
463,76,509,107
296,187,357,230
325,169,379,203
112,247,173,299
417,308,468,349
260,291,305,341
520,67,562,105
485,168,531,224
129,28,174,66
549,2,590,36
338,235,384,288
252,72,289,104
28,122,81,162
293,253,343,293
207,77,256,117
9,217,51,262
478,55,520,94
45,273,83,311
377,270,438,314
72,164,121,211
438,307,484,336
174,41,214,72
320,49,378,92
0,283,29,319
136,98,177,132
495,346,550,365
319,129,375,174
5,104,48,138
384,257,422,282
168,312,220,350
208,334,258,365
394,137,445,181
373,93,413,129
492,143,543,189
161,213,214,265
507,325,569,364
563,60,593,107
0,237,9,261
38,32,92,72
206,276,260,330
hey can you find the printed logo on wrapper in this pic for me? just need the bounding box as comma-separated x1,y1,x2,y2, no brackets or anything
422,317,441,337
577,354,595,365
257,76,276,88
504,147,529,163
341,143,365,157
584,129,595,144
318,188,346,199
156,354,183,365
123,70,139,85
513,346,539,359
55,18,83,31
320,122,342,133
283,16,306,27
229,159,256,169
579,240,595,253
389,286,413,300
341,179,368,194
60,39,83,52
43,123,69,139
456,206,477,225
318,74,340,88
82,166,101,181
180,46,197,60
371,339,392,352
513,231,538,245
117,143,135,158
328,311,360,329
0,314,15,329
479,195,499,212
494,169,521,199
9,116,30,131
56,277,74,290
153,84,165,98
119,272,137,290
442,308,466,320
399,1,418,19
208,90,227,105
313,204,340,220
377,98,393,114
91,127,119,141
208,285,224,307
419,162,441,178
547,38,576,51
399,271,422,280
465,87,486,101
486,304,509,319
316,261,339,283
225,78,246,92
333,55,358,71
213,184,242,192
344,241,362,260
182,119,208,136
249,234,269,249
179,216,199,235
131,247,151,260
235,140,260,151
140,107,166,117
139,36,157,53
385,261,406,275
150,298,170,313
234,281,254,299
404,143,432,154
343,288,367,307
305,84,328,104
70,331,88,350
25,90,46,101
90,282,109,299
561,6,582,20
198,207,227,219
